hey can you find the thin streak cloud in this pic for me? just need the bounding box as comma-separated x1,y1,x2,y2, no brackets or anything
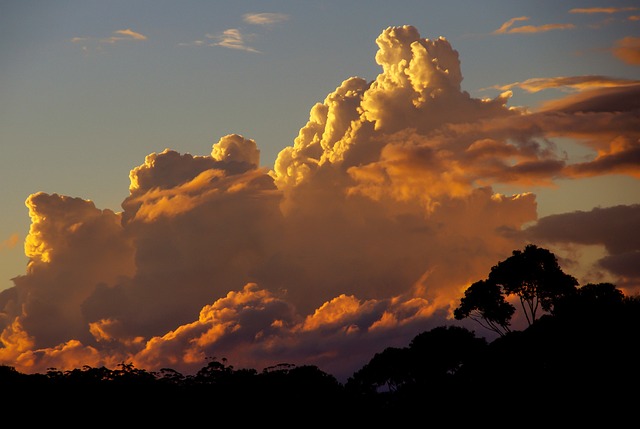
70,28,148,50
569,7,640,14
495,75,640,93
113,29,147,41
243,13,290,26
493,16,575,34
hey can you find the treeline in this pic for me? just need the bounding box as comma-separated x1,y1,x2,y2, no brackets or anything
3,245,639,424
3,285,638,423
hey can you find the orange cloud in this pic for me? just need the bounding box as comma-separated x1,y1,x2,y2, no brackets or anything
495,75,640,93
569,7,639,14
612,37,640,65
0,233,19,251
114,28,147,40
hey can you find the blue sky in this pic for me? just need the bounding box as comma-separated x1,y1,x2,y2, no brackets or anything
0,1,639,378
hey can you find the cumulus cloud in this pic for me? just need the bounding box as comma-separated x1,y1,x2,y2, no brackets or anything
3,25,639,381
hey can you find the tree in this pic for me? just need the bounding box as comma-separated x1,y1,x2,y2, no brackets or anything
488,244,578,325
453,279,515,336
553,282,625,320
408,325,488,382
454,244,578,332
346,346,412,394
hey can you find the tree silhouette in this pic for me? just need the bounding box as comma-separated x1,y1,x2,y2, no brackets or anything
346,346,411,394
487,244,578,325
346,326,487,396
453,279,515,336
455,244,578,332
553,282,625,320
3,247,639,424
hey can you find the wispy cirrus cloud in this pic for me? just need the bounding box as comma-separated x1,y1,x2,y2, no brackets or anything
493,16,575,34
71,28,147,51
211,28,261,53
243,12,289,26
179,29,260,52
180,12,289,53
570,6,640,28
111,29,147,41
494,75,640,93
569,7,639,14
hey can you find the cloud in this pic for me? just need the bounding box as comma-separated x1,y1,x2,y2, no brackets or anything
569,7,640,14
243,13,290,26
494,75,640,93
526,205,640,289
612,37,640,65
3,25,639,380
71,28,147,51
568,6,640,29
0,233,19,251
113,29,147,41
182,12,288,51
207,28,260,53
493,16,575,34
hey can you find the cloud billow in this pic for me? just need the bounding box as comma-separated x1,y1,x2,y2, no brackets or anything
1,25,638,381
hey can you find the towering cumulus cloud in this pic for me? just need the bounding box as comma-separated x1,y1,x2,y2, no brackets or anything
1,26,638,380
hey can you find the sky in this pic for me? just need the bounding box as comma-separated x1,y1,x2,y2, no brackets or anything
1,0,639,382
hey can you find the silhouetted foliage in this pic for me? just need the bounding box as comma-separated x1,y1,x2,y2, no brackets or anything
454,244,579,333
453,279,515,336
492,244,579,320
2,246,638,424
